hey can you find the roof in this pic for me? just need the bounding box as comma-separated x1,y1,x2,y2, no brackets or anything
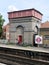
8,8,43,20
8,8,43,15
41,21,49,28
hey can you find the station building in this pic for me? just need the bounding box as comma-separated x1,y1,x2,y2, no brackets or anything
3,23,9,40
8,8,43,46
40,21,49,46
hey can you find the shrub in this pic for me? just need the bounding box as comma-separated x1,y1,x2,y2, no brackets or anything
6,42,15,45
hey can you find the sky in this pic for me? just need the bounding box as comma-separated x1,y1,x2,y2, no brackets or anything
0,0,49,25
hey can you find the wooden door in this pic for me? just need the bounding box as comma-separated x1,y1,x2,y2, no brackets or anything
18,35,22,43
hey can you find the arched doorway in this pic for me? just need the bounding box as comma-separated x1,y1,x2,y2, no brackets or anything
16,25,24,44
33,34,37,47
33,26,38,46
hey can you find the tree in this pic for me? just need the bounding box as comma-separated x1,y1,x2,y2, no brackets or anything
0,14,5,38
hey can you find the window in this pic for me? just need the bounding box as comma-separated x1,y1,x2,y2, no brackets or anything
44,35,49,40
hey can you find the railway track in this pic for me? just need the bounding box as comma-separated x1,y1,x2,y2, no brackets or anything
0,52,49,65
0,46,49,65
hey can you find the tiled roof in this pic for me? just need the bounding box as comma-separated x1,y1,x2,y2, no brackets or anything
41,21,49,28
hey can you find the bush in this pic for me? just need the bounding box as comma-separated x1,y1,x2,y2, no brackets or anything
22,43,32,47
6,42,15,45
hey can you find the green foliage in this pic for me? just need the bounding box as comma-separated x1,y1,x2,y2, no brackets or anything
0,14,5,38
7,42,15,45
22,43,33,47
